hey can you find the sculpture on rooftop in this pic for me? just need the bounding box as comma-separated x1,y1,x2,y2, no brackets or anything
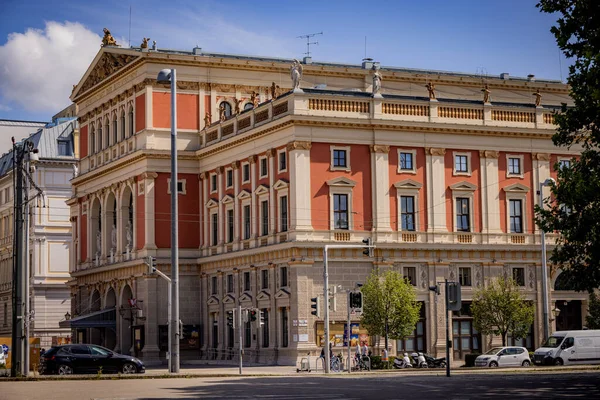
140,38,150,49
290,59,303,92
219,104,227,122
426,82,436,100
101,28,118,47
72,164,78,178
371,64,382,97
482,84,491,103
533,89,542,107
204,112,211,128
251,91,260,108
270,82,281,100
234,98,243,114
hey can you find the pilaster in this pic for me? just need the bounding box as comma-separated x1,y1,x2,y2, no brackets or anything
142,172,158,250
480,150,501,234
425,148,447,233
287,141,313,231
370,145,392,233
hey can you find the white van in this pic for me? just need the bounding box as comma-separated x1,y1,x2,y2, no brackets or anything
533,330,600,366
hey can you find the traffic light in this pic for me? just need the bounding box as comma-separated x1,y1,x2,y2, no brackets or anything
328,286,337,312
447,282,462,311
310,296,320,317
226,310,234,328
146,256,157,274
250,309,257,322
362,238,373,257
259,310,265,327
349,291,363,312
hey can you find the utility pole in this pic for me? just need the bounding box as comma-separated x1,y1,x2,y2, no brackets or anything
238,305,243,375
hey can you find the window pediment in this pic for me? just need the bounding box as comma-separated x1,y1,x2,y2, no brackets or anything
255,184,269,195
239,293,253,303
222,294,236,304
221,194,234,204
274,288,290,299
256,290,271,301
206,198,219,208
394,179,423,190
326,176,357,187
273,179,289,190
237,190,251,200
207,295,219,305
449,181,477,192
503,183,530,193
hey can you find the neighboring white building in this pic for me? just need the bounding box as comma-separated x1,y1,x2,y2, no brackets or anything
0,117,77,348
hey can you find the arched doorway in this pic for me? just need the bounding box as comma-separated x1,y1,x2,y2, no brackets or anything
120,285,134,355
105,288,117,350
104,192,117,259
553,272,583,331
89,290,102,345
119,186,134,256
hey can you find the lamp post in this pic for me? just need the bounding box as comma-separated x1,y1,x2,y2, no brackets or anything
156,68,179,373
539,177,556,342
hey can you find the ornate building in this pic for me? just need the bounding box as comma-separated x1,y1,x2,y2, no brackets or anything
0,116,76,348
65,40,585,365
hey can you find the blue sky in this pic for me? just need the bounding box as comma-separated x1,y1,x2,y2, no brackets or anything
0,0,566,122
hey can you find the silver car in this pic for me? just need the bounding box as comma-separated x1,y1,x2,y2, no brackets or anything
475,346,531,367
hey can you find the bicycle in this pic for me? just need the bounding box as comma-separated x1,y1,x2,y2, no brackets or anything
352,355,371,371
330,355,341,372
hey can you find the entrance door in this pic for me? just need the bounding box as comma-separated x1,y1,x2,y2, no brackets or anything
556,301,582,331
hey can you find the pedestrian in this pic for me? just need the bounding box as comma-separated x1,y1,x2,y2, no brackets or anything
361,342,369,357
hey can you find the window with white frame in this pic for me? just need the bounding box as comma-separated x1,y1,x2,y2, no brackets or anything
333,194,349,230
450,181,476,232
226,169,233,189
403,266,417,286
395,179,422,232
278,150,287,172
509,199,523,233
459,267,472,286
401,196,416,231
558,158,571,170
506,154,524,178
167,179,187,195
210,174,217,193
398,149,417,173
503,183,529,235
260,157,268,178
331,146,351,171
327,177,356,230
242,163,250,183
456,198,470,232
453,152,471,175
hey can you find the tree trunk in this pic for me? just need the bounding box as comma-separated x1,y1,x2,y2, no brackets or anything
384,318,389,354
502,332,506,347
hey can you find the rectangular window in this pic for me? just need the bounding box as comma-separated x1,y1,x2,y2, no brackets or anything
260,158,268,177
333,193,349,230
281,308,289,348
508,157,521,175
211,276,218,295
280,195,288,232
279,151,287,171
559,159,571,169
226,170,233,188
400,196,415,231
227,274,234,293
262,309,269,347
456,198,470,232
459,267,472,286
211,174,217,192
244,271,250,291
211,213,218,246
177,181,184,193
261,200,269,236
227,209,234,243
509,199,523,233
400,152,413,170
404,266,417,286
513,267,525,286
333,149,347,168
455,155,468,173
243,205,251,240
58,140,71,156
280,266,288,287
261,269,269,289
243,164,250,182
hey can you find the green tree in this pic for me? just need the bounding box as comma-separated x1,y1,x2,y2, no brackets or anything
586,292,600,329
360,269,420,352
535,0,600,292
471,277,535,347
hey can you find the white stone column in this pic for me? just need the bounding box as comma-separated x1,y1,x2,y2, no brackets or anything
217,167,224,247
287,141,313,232
480,150,501,235
249,156,258,241
370,145,391,233
425,148,447,233
268,148,276,240
143,172,158,250
232,162,240,247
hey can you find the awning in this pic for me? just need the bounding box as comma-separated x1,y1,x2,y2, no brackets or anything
59,307,116,329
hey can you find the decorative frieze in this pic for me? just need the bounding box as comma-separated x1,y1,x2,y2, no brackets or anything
479,150,499,159
533,152,551,161
426,147,446,156
286,141,312,151
370,144,390,154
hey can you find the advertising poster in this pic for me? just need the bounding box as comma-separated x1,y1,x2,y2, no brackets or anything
316,322,369,348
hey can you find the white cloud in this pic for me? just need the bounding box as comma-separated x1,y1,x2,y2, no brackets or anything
0,104,11,112
0,21,100,113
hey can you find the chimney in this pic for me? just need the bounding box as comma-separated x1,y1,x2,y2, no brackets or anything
527,74,535,82
193,46,202,55
500,73,510,80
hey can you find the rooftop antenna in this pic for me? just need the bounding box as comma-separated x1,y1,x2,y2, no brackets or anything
297,31,322,58
128,5,132,47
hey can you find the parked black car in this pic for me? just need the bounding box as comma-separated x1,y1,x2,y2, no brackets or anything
39,344,145,375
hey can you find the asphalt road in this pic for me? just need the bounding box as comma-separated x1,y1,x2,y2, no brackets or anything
2,372,599,399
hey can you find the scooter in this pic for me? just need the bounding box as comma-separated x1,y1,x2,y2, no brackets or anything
393,353,414,369
423,354,446,368
411,352,429,368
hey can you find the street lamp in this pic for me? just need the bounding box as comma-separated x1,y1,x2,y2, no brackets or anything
539,177,556,342
64,312,71,320
156,68,180,373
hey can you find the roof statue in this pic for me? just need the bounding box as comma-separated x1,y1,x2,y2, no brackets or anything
101,28,118,47
482,84,491,103
219,104,227,122
270,82,280,100
291,59,303,92
533,89,542,107
234,98,243,114
251,91,260,108
372,64,382,98
140,38,150,49
204,112,211,129
426,82,436,100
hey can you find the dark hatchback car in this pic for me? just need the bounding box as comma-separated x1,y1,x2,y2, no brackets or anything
39,344,145,375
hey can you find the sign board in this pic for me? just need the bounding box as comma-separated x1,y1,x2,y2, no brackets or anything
1,344,8,354
298,334,309,342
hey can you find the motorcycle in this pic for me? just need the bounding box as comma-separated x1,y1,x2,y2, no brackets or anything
411,352,428,368
393,353,414,369
423,354,447,368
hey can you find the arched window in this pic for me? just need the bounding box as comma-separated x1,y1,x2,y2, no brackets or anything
90,125,96,154
243,103,254,111
129,195,133,227
128,108,134,137
105,119,110,148
112,116,118,144
220,102,232,118
98,123,103,150
120,111,125,141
